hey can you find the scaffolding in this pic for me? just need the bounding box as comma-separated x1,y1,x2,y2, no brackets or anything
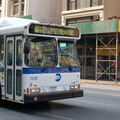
71,19,120,82
96,33,118,82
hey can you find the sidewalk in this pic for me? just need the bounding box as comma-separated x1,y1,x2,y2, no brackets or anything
81,79,120,91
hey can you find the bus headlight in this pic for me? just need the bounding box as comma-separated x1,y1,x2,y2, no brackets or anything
30,88,40,94
70,84,80,90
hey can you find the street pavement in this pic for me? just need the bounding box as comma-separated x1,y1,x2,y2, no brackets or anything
0,79,120,120
0,81,120,120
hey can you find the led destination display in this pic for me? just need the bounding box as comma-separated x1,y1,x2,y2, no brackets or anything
29,24,79,37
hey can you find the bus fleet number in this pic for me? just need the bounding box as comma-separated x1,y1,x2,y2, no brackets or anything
30,76,38,81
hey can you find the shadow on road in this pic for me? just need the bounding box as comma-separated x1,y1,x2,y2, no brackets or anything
0,100,81,113
1,99,119,120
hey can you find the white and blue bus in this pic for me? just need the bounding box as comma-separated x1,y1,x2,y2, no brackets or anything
0,18,83,104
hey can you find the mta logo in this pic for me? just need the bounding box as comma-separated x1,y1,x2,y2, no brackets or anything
55,73,61,82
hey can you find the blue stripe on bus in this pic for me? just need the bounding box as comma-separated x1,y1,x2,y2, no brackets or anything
23,67,80,74
0,68,4,72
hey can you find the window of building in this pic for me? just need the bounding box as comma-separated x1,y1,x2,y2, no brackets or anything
10,0,24,16
14,4,19,15
91,0,102,7
66,15,100,25
68,0,103,10
0,0,2,6
77,0,90,9
66,16,94,25
68,0,75,10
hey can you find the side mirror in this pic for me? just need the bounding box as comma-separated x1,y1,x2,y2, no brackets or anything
24,42,30,54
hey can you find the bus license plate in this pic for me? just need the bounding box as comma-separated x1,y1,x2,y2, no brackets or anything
49,86,57,91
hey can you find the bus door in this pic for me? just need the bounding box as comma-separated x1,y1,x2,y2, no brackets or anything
6,36,23,101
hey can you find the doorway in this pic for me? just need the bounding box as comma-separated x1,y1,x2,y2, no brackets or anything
5,36,23,101
77,36,96,79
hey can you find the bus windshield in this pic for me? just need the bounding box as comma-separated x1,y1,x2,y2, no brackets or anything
58,40,80,67
25,36,57,66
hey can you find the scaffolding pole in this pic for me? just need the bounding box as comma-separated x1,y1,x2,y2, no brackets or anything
115,33,118,82
96,34,118,82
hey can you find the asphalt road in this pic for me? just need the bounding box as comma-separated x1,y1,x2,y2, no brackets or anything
0,85,120,120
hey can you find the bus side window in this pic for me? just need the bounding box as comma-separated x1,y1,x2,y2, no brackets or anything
0,36,4,61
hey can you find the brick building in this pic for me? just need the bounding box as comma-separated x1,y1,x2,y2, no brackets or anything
0,0,62,24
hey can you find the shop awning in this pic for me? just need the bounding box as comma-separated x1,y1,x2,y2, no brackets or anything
70,19,120,34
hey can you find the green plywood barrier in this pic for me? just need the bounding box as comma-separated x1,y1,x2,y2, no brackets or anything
18,15,32,20
70,19,119,34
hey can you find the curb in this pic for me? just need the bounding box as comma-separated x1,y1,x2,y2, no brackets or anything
81,79,120,86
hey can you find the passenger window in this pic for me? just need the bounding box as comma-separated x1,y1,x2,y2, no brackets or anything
16,40,22,66
7,40,13,66
7,69,12,94
16,70,22,96
0,36,4,61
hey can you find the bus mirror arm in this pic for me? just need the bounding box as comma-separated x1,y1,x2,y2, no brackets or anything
24,42,30,54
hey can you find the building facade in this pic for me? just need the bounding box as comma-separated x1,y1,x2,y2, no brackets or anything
62,0,120,82
62,0,120,26
0,0,62,24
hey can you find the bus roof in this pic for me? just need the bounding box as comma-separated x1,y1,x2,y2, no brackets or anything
0,17,39,27
0,18,80,39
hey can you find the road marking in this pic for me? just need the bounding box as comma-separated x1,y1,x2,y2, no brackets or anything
85,91,120,96
76,100,120,107
66,99,120,108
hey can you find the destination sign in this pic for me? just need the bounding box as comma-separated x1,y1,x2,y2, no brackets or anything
29,24,79,37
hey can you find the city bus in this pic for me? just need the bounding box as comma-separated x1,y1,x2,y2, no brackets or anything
0,17,83,104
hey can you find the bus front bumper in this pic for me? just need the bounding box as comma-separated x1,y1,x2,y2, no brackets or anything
24,89,83,103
